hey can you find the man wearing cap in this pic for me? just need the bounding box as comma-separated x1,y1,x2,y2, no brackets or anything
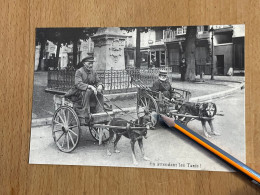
73,56,104,124
152,70,174,101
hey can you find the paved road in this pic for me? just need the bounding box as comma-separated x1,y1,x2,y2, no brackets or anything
29,89,245,172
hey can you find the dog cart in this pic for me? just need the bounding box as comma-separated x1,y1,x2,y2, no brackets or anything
51,94,149,153
135,80,191,125
135,80,218,135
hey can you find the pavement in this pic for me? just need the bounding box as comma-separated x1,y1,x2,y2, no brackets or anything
29,90,245,172
31,71,245,126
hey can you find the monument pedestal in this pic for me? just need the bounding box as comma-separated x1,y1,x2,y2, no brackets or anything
91,27,128,70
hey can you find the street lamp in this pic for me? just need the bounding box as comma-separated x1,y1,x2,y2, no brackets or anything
209,27,214,80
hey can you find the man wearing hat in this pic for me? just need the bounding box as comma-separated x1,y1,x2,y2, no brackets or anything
71,56,104,124
152,70,174,101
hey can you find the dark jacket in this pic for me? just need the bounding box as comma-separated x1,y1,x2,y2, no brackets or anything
75,66,102,90
180,61,187,72
152,79,173,99
64,67,102,100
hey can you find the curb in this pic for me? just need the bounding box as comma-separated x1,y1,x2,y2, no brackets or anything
31,107,137,128
190,82,245,102
31,117,52,127
33,82,244,127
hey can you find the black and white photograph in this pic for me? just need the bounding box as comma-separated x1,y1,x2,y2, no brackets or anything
29,25,245,171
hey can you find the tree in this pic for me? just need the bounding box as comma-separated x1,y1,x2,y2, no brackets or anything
35,28,53,70
35,28,63,70
183,26,197,81
160,26,198,81
35,28,99,70
59,28,99,68
35,29,46,71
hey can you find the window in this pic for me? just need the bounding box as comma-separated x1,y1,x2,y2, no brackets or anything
197,26,204,32
141,51,149,67
214,25,232,29
160,51,165,66
128,52,134,59
150,51,156,64
176,26,187,35
163,30,174,40
150,51,165,67
155,29,163,42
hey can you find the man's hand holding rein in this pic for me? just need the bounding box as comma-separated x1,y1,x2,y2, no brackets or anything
88,85,97,95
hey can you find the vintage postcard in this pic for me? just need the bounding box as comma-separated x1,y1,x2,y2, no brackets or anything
30,25,245,171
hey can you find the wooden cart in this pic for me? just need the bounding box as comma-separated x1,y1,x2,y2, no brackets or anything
52,95,148,153
135,81,191,125
135,81,216,127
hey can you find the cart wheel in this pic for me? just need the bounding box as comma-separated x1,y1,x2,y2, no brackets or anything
89,122,110,142
52,106,80,153
137,94,159,126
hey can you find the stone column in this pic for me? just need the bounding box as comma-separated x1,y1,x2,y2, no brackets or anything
91,27,128,70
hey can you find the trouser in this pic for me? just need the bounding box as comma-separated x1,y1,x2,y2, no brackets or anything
158,91,171,113
180,68,186,81
74,89,104,121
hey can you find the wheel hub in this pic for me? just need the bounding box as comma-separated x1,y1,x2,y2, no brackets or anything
62,126,68,133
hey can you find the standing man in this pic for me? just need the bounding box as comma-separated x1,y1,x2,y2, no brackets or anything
180,58,187,81
66,56,104,124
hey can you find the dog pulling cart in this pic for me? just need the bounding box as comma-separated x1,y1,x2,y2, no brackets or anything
51,94,149,153
135,80,189,123
135,80,217,130
50,78,218,153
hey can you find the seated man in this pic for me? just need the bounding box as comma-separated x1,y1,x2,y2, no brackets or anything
152,70,175,113
66,56,104,124
152,70,174,101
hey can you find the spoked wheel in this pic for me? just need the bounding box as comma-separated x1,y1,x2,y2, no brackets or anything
52,106,81,153
89,122,110,142
137,94,159,126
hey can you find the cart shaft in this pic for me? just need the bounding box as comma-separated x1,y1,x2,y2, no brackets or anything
171,113,213,120
92,124,147,130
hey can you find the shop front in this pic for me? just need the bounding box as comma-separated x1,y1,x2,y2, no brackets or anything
195,39,211,75
166,42,182,73
149,45,166,68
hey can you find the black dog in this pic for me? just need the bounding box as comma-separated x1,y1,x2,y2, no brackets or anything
177,102,220,138
106,115,152,165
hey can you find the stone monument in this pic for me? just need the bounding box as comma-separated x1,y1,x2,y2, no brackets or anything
91,27,128,70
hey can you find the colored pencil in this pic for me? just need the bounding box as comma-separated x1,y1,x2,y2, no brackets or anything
159,114,260,185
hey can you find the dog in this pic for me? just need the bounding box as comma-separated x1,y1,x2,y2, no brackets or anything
177,102,220,138
106,115,153,165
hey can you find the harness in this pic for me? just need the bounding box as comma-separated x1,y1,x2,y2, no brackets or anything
112,121,148,138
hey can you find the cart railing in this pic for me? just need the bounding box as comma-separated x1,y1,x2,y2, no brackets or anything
134,79,191,103
172,87,191,102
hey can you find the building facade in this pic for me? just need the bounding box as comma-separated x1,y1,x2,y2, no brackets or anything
213,25,245,75
35,25,244,75
124,25,244,75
